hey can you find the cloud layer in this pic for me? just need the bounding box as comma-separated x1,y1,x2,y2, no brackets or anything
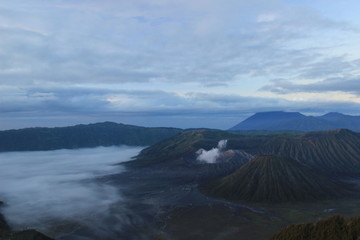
1,0,360,129
0,146,143,235
262,77,360,96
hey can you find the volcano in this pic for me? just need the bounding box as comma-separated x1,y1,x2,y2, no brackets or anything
202,155,351,203
257,129,360,176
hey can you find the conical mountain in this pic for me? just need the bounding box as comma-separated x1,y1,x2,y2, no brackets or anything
229,111,306,131
202,155,350,203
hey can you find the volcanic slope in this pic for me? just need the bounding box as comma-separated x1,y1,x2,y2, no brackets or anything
256,129,360,176
131,128,360,176
202,155,351,203
131,128,291,167
131,129,236,166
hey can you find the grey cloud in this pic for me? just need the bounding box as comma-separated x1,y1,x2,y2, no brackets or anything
2,87,360,130
204,82,228,88
261,77,360,95
0,87,190,114
0,0,359,86
2,86,360,117
1,0,360,130
296,56,360,80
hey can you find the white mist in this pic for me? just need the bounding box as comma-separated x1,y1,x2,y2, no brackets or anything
0,146,143,231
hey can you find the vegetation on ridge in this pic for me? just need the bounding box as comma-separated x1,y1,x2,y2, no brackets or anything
271,215,360,240
0,122,182,152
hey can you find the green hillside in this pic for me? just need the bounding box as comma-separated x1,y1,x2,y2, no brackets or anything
0,122,182,152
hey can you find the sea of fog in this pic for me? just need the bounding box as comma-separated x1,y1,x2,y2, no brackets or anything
0,146,143,235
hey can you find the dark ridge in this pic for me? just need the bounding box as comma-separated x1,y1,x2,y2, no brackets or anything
0,202,9,232
6,230,54,240
201,155,352,203
0,213,10,232
301,128,354,137
0,210,54,240
229,129,302,136
0,122,182,152
271,215,360,240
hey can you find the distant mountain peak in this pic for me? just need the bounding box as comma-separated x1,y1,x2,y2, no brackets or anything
322,112,345,117
230,111,360,132
250,111,305,118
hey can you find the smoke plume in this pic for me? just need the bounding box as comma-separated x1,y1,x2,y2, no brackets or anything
196,140,228,164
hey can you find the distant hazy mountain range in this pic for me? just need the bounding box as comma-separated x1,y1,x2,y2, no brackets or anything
0,122,182,152
230,111,360,132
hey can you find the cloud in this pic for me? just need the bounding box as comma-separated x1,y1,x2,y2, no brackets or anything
261,77,360,95
0,0,358,86
2,85,360,130
196,140,228,163
257,13,278,23
0,146,143,237
0,86,306,115
1,0,360,129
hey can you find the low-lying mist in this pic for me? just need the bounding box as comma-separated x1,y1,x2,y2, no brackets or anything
0,146,143,234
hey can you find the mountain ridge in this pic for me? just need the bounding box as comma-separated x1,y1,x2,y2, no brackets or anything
0,122,182,152
133,128,360,176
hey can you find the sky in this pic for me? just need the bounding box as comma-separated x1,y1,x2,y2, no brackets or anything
1,0,360,130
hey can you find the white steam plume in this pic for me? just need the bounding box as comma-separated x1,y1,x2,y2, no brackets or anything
196,140,228,164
